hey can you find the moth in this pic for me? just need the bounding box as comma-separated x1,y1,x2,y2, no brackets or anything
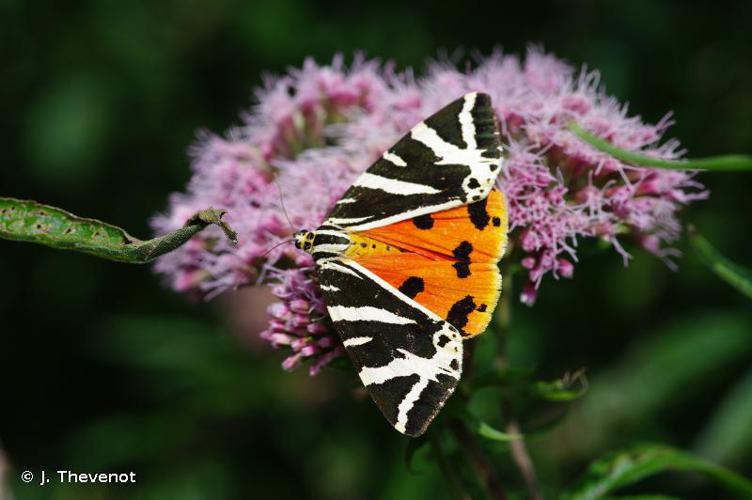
293,92,508,436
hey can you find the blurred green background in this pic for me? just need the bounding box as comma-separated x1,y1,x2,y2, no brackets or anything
1,0,751,498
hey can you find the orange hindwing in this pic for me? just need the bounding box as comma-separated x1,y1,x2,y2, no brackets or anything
351,189,508,337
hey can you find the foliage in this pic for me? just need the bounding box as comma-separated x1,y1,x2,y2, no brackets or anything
0,198,236,263
689,227,752,300
563,444,752,499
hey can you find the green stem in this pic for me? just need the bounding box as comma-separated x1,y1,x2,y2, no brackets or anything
567,122,752,171
131,208,238,263
0,198,237,264
689,225,752,299
497,269,544,500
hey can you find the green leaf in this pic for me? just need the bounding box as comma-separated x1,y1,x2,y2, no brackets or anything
568,122,752,171
554,312,752,458
532,369,589,402
562,443,752,500
689,226,752,299
0,197,237,263
694,367,752,466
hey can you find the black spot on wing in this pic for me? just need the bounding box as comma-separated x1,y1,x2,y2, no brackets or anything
450,359,460,370
453,241,473,260
452,241,473,278
467,178,480,189
446,295,476,333
492,217,501,227
413,214,434,230
468,198,490,230
477,303,487,312
399,276,425,299
453,261,470,278
437,334,451,347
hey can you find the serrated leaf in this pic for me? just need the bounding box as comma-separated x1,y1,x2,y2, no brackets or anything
689,227,752,300
562,443,752,500
0,197,236,263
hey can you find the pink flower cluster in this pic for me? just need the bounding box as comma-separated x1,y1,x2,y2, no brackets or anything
152,49,706,373
261,268,344,374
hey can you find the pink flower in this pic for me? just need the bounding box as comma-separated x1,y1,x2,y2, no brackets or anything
260,268,343,376
153,48,706,373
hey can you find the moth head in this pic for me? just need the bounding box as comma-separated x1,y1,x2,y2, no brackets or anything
293,230,315,253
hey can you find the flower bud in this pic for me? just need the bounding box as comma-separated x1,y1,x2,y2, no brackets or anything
521,256,537,270
520,281,538,306
557,258,574,278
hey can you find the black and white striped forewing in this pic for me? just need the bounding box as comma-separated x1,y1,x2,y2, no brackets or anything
324,92,502,232
318,258,463,436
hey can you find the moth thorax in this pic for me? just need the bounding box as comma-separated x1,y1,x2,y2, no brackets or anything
294,230,353,260
293,230,315,253
344,234,402,259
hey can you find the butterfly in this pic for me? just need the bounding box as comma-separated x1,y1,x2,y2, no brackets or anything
293,92,508,436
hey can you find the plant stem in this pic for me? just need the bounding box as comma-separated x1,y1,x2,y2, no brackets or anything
502,407,541,500
449,418,507,500
496,269,543,500
567,122,752,172
429,430,471,500
688,225,752,300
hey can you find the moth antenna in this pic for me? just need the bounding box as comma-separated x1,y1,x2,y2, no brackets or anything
261,238,295,258
273,177,296,233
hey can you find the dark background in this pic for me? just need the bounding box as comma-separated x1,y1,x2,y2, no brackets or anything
1,1,751,498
